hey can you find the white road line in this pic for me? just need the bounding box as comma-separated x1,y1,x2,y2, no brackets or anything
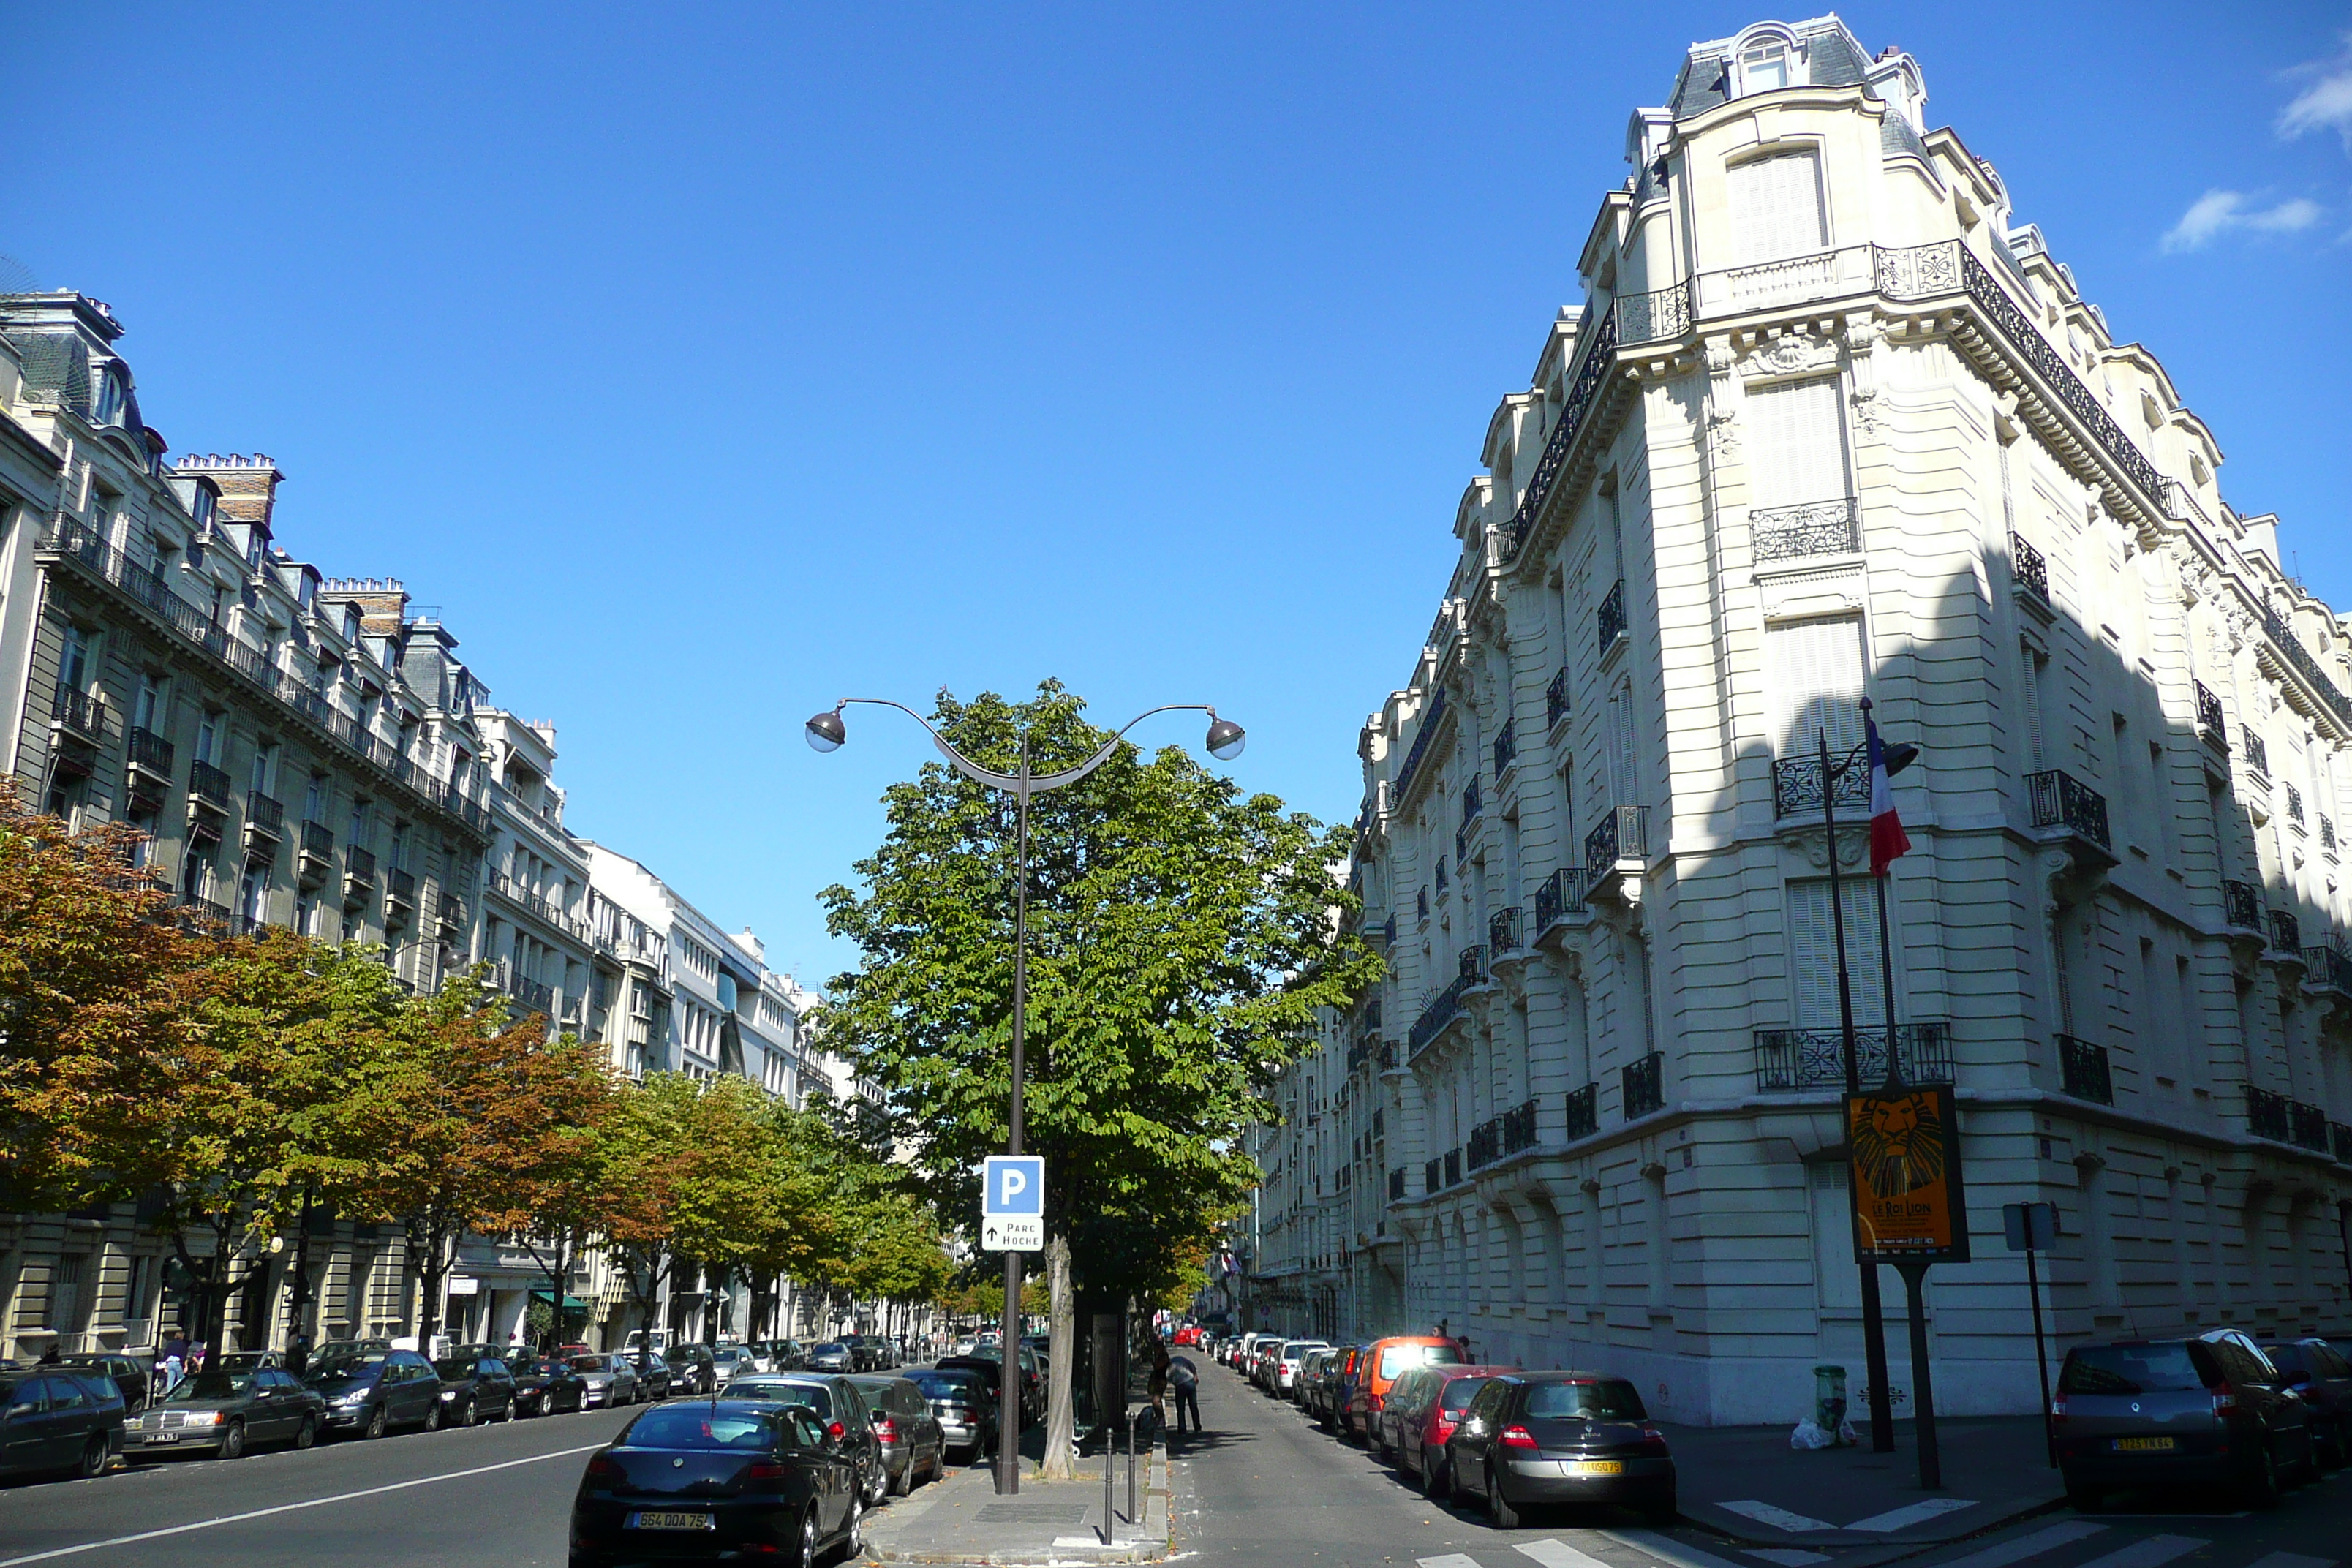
2244,1556,2335,1568
0,1441,610,1567
1716,1501,1840,1533
1518,1539,1617,1568
1746,1552,1831,1567
1932,1521,2108,1568
1846,1498,1980,1532
2072,1537,2209,1568
1602,1528,1754,1568
1419,1556,1485,1568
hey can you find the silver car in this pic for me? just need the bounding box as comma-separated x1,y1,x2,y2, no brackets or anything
565,1354,639,1408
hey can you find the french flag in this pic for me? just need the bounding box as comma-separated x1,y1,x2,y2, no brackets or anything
1867,715,1911,876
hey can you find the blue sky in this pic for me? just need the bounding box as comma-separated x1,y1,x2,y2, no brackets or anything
9,4,2351,985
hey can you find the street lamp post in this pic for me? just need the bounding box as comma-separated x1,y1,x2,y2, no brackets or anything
1815,704,1919,1457
807,697,1245,1495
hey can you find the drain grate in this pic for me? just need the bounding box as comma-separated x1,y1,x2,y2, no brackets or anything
973,1504,1091,1524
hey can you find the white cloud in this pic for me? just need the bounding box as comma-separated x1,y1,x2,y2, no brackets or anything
2162,189,2324,251
2279,34,2352,150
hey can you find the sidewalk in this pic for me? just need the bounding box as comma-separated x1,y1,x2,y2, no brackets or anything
1669,1415,2065,1552
861,1445,1173,1566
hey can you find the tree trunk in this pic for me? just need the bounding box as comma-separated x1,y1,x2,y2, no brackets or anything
1041,1232,1077,1478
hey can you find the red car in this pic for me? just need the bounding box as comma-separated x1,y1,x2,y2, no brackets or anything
1173,1326,1203,1348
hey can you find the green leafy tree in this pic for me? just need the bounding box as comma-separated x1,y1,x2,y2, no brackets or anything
818,683,1378,1474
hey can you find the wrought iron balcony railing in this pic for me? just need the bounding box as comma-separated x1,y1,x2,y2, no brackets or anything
1493,721,1515,779
1583,805,1648,886
2195,681,2227,749
1774,755,1870,818
51,683,108,740
2223,879,2263,932
1466,1118,1501,1172
2325,817,2339,854
244,791,284,837
2334,1122,2352,1164
2058,1034,2114,1104
1458,944,1488,984
300,820,334,860
1425,1158,1441,1194
125,725,175,776
1388,1168,1405,1202
1597,578,1627,654
2245,732,2269,778
1408,968,1479,1058
2304,946,2352,994
1752,496,1860,562
1622,1052,1664,1120
2027,769,2111,851
1392,685,1446,804
1533,864,1585,932
1444,1148,1461,1188
387,867,417,911
2010,532,2049,601
1488,906,1521,955
2287,783,2305,824
2271,909,2302,954
1564,1082,1598,1142
187,759,233,810
1545,666,1571,730
437,894,467,931
1501,1098,1538,1155
2289,1100,2330,1153
344,845,377,888
1753,1022,1954,1091
2247,1085,2292,1144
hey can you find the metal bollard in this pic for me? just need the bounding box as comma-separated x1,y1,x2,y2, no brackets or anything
1103,1411,1116,1543
1127,1409,1138,1526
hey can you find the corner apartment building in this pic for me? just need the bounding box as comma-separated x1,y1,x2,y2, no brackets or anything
1264,18,2352,1422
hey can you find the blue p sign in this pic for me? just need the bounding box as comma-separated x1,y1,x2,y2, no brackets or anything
981,1155,1044,1217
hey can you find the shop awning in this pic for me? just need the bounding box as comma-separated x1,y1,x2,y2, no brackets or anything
529,1289,589,1311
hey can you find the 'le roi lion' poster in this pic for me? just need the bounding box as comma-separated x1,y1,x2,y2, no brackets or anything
1846,1084,1972,1264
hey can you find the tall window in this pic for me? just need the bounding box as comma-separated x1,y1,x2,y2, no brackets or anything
1609,685,1637,807
195,710,222,766
1786,877,1885,1028
2020,644,2050,774
347,798,372,848
1727,150,1827,265
1767,615,1866,764
1746,377,1848,508
304,774,327,823
132,673,163,733
59,625,94,691
250,742,276,796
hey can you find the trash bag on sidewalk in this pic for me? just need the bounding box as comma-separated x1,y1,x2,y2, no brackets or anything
1790,1419,1834,1449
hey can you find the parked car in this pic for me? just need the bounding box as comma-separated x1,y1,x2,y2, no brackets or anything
807,1341,855,1373
1296,1349,1333,1418
304,1348,443,1439
1,1369,126,1479
1384,1365,1516,1490
50,1353,154,1414
749,1339,804,1373
909,1365,996,1460
566,1354,640,1410
625,1351,674,1401
1319,1345,1367,1432
2055,1333,2318,1508
1174,1325,1203,1348
207,1350,283,1374
2258,1338,2352,1468
666,1343,720,1397
429,1354,519,1425
1446,1372,1676,1527
568,1399,864,1567
715,1373,886,1506
125,1365,323,1460
710,1345,761,1385
1346,1336,1464,1441
509,1354,589,1417
850,1374,948,1495
938,1353,1036,1427
1275,1340,1330,1399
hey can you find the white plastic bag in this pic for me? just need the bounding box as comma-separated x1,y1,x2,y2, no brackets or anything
1789,1419,1833,1450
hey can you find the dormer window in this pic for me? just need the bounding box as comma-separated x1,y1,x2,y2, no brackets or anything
1733,28,1805,95
343,604,362,643
190,484,216,531
92,366,127,426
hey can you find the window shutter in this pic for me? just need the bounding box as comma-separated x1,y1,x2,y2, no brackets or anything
1746,376,1847,507
1787,878,1883,1028
1766,614,1866,760
1727,151,1827,265
1610,688,1638,805
2020,647,2048,774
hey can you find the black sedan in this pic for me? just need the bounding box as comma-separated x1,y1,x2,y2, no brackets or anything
433,1354,519,1426
125,1366,324,1459
50,1353,154,1414
1446,1372,1676,1527
0,1369,125,1480
569,1401,863,1567
510,1356,589,1417
666,1344,719,1396
304,1349,444,1439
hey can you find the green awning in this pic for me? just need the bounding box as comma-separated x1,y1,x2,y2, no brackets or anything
529,1289,589,1311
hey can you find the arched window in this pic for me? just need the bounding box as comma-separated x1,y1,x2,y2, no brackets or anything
1733,28,1805,96
92,366,127,426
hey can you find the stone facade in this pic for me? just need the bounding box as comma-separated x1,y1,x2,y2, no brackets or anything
1245,16,2352,1424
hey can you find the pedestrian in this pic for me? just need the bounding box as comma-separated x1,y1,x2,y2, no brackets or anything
1147,1343,1172,1429
1170,1354,1201,1436
287,1330,311,1380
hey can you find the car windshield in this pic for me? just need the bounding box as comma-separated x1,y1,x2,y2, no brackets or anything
813,1343,846,1355
1525,1379,1646,1420
625,1407,780,1450
306,1357,381,1383
166,1372,254,1402
912,1373,981,1399
432,1359,477,1379
522,1360,566,1376
737,1383,832,1417
1378,1343,1463,1379
572,1356,612,1371
2261,1345,2308,1376
2059,1343,2206,1395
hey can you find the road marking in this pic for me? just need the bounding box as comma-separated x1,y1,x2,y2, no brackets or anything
2244,1556,2335,1568
1716,1501,1840,1533
2071,1537,2209,1568
1602,1529,1753,1568
1846,1498,1980,1532
1420,1557,1484,1568
1518,1541,1616,1568
0,1441,610,1566
1932,1522,2108,1568
1745,1553,1831,1567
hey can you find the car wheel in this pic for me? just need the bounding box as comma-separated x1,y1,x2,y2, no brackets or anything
842,1493,864,1557
364,1403,388,1441
1423,1453,1451,1504
75,1435,109,1479
1487,1460,1521,1530
794,1506,820,1568
423,1402,444,1433
294,1414,317,1450
218,1419,247,1461
461,1398,481,1428
2244,1442,2283,1509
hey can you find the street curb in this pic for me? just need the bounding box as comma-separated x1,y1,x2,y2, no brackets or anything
862,1450,1175,1567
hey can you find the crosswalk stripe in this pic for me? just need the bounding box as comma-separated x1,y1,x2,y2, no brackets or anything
1602,1528,1754,1568
2073,1536,2208,1568
1846,1498,1979,1532
1419,1556,1483,1568
1718,1501,1839,1533
1517,1540,1616,1568
1932,1521,2109,1568
2244,1556,2334,1568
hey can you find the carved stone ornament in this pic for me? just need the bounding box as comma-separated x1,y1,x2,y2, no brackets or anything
1705,407,1741,462
1738,333,1840,380
1793,824,1870,871
1847,386,1883,439
2225,603,2253,655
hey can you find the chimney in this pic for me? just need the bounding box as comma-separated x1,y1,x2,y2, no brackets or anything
172,453,283,534
318,576,410,634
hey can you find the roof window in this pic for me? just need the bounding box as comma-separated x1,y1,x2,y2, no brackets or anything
1733,27,1806,96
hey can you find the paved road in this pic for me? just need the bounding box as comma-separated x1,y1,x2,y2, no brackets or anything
1171,1362,2350,1568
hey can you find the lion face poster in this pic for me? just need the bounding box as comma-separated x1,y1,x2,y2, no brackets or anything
1846,1085,1971,1263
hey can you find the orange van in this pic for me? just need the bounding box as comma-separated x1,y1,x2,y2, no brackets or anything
1344,1335,1466,1439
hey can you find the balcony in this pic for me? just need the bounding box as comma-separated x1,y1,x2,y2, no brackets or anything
1501,1098,1538,1155
386,868,417,921
1444,1148,1461,1188
2270,909,2303,954
1545,667,1572,731
124,725,175,780
2195,681,2228,751
2010,532,2049,602
437,894,467,933
2326,817,2340,855
1488,906,1521,956
50,683,108,742
1533,864,1586,932
507,972,556,1017
176,889,230,930
2223,879,2263,935
1493,721,1516,782
1597,579,1627,655
1564,1082,1598,1142
2304,946,2352,997
2245,732,2269,779
1754,1022,1955,1091
1622,1052,1664,1120
2286,784,2305,825
1466,1118,1502,1172
1387,1168,1405,1202
2027,769,2112,853
1752,496,1860,563
344,845,377,900
2335,1123,2352,1165
1583,805,1648,903
1408,967,1480,1058
298,819,334,873
1774,755,1869,819
2247,1086,2292,1145
1425,1158,1440,1194
2289,1100,2330,1153
1392,685,1447,804
244,790,284,845
2058,1034,2114,1105
186,759,233,813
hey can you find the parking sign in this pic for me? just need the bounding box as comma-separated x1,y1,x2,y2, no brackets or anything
979,1155,1044,1252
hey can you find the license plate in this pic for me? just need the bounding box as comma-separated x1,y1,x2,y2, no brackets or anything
135,1432,179,1444
2114,1437,2175,1452
1565,1460,1624,1476
628,1512,715,1531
